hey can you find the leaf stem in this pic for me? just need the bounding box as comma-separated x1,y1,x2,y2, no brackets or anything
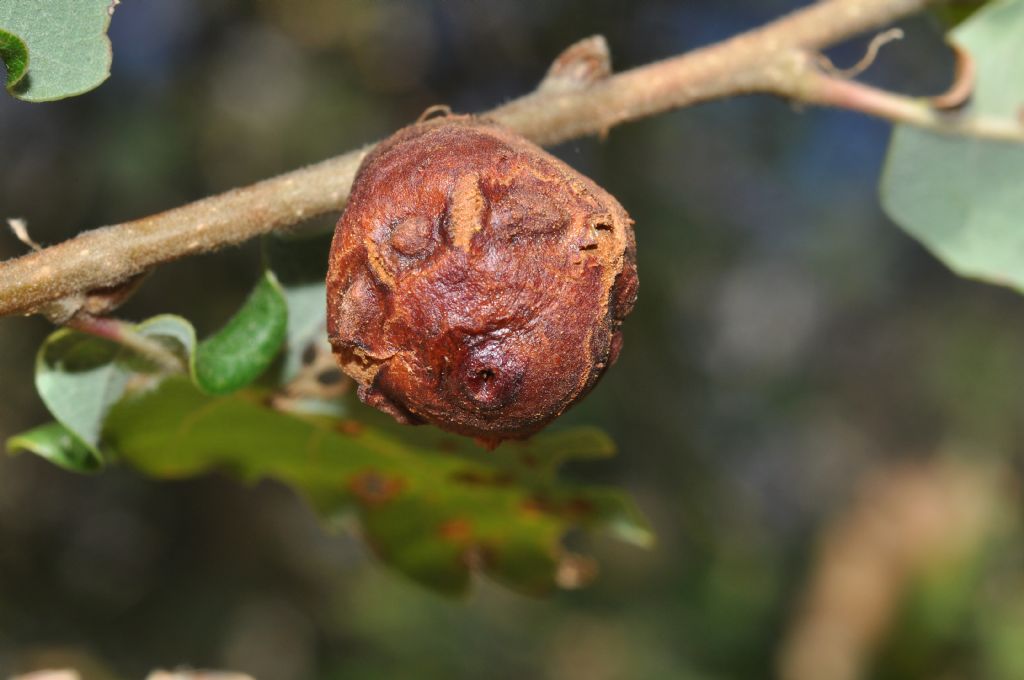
66,314,186,374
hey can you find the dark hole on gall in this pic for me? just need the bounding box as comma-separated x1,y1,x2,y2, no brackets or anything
594,222,613,231
580,243,598,251
301,343,318,366
462,362,516,409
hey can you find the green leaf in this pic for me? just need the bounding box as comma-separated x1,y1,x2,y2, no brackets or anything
880,0,1024,292
193,270,289,395
0,28,28,90
103,378,653,595
34,314,193,457
0,0,117,102
30,271,286,465
263,231,332,384
6,421,101,472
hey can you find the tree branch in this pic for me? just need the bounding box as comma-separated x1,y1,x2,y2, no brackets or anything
0,0,939,318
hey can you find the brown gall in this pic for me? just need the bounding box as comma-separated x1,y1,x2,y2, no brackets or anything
326,116,637,446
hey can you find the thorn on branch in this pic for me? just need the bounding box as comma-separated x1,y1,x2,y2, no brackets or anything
539,35,612,93
7,217,42,251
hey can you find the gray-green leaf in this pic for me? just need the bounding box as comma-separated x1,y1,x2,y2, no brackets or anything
34,314,192,457
0,0,117,102
880,0,1024,291
32,270,287,457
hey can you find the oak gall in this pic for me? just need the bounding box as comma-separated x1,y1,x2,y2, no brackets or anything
326,117,637,444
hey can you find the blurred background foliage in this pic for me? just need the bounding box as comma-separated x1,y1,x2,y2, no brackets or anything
1,1,1023,678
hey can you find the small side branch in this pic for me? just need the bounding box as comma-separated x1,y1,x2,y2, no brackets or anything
761,49,1024,144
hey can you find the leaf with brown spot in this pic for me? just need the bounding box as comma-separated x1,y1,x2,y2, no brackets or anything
349,470,405,506
101,378,653,596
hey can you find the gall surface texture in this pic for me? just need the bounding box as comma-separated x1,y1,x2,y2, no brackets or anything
326,117,637,444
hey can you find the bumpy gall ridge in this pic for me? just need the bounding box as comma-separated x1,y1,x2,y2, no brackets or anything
326,116,637,444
